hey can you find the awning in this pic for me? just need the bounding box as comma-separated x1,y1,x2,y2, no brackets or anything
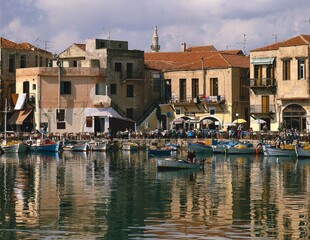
8,109,32,125
251,57,275,65
14,93,27,110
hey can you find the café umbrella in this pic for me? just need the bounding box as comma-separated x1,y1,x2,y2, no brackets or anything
233,118,247,124
252,119,266,124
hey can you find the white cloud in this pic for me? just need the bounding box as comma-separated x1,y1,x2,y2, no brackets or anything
1,0,310,54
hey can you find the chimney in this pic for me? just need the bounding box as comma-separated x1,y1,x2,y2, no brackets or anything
181,42,186,52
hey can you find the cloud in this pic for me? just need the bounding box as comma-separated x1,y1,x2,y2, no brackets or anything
1,0,310,54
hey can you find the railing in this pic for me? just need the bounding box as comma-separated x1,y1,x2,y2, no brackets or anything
169,95,225,104
249,78,276,87
250,105,276,113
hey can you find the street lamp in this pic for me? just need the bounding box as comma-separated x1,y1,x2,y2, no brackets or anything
235,113,239,120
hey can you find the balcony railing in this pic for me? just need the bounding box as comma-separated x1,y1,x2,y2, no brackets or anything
249,78,276,87
250,105,276,113
169,95,225,104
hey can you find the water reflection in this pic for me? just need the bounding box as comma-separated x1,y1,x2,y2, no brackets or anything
0,151,309,239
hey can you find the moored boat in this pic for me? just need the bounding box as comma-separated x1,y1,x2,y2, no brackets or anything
122,141,139,151
62,142,88,151
148,146,173,156
30,139,60,152
156,157,201,170
1,141,28,153
263,145,296,157
225,143,262,155
188,139,217,153
295,145,310,158
89,141,108,151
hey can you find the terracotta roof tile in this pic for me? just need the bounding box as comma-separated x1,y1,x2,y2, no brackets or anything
0,37,52,54
145,48,249,71
251,34,310,52
74,43,86,51
186,45,217,52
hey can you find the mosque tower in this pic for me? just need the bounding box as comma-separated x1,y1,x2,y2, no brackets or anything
150,26,160,52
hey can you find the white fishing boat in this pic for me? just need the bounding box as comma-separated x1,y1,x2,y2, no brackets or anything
62,142,88,151
89,140,108,151
225,143,263,155
156,157,201,170
295,145,310,158
1,141,28,153
263,145,296,157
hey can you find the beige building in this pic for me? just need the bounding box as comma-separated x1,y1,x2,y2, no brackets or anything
249,34,310,132
144,44,250,131
13,38,161,135
0,37,53,131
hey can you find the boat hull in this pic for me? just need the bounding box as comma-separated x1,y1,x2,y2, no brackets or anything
31,142,60,152
1,142,28,153
295,146,310,158
156,158,200,170
90,142,107,151
225,146,262,155
263,145,296,157
62,143,88,151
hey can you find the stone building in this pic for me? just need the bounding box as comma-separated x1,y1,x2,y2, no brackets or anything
143,44,250,131
249,34,310,132
0,37,53,130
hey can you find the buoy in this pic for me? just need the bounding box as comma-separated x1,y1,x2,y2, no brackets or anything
255,148,258,154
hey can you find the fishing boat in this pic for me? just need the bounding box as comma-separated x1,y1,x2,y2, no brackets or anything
148,146,173,156
122,141,139,151
30,139,60,152
156,157,201,170
89,140,109,151
295,145,310,158
164,143,180,150
1,141,28,153
188,139,217,153
212,140,239,154
224,142,263,155
262,145,296,157
62,142,88,151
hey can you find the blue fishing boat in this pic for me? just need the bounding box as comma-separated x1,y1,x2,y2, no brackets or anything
30,139,60,152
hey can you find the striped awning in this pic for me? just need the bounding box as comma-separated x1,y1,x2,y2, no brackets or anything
251,57,275,65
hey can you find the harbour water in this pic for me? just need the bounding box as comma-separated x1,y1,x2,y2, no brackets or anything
0,149,309,239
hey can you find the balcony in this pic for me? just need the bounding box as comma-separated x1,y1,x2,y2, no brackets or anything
169,95,225,105
249,78,276,94
250,105,276,114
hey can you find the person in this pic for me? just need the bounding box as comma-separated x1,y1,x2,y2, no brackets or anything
187,150,196,163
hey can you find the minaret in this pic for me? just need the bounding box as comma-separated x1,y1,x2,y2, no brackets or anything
151,26,160,52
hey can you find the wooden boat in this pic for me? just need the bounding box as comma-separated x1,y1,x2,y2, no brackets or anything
148,146,173,156
164,143,180,150
212,140,239,154
156,157,201,170
224,143,263,155
30,139,60,152
62,142,88,151
89,141,108,151
122,141,139,151
188,139,217,152
1,141,28,153
263,145,296,157
295,145,310,158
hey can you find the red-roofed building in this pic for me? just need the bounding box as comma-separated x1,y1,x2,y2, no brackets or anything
0,37,53,131
249,34,310,132
144,44,250,131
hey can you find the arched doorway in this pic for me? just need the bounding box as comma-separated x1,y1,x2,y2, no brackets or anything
282,104,306,131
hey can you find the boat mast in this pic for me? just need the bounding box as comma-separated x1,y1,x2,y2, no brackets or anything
3,99,7,144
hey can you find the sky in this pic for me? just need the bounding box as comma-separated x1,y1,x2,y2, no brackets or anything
1,0,310,55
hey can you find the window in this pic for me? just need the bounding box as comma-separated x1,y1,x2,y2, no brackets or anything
23,81,29,94
9,54,15,72
254,65,262,79
283,59,291,80
95,83,106,95
210,78,218,96
35,56,38,67
115,62,122,72
126,108,133,119
39,56,43,67
86,116,93,127
56,109,65,121
191,78,199,99
127,84,134,97
127,63,133,78
110,84,117,94
262,96,269,113
60,81,71,94
32,84,36,90
73,60,78,67
179,79,186,101
57,122,66,129
298,59,305,80
20,55,26,68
